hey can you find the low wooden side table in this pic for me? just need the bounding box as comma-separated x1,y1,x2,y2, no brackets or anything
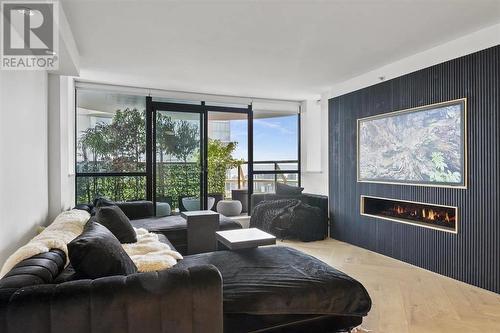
181,210,220,254
216,228,276,250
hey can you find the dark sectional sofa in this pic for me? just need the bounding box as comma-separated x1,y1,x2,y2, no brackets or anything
0,201,371,333
79,200,243,254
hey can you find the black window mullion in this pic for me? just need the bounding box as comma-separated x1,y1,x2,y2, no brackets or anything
202,102,208,210
146,96,154,204
248,104,254,210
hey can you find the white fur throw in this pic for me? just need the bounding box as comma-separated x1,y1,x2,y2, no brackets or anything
0,209,90,278
0,210,183,278
123,228,183,272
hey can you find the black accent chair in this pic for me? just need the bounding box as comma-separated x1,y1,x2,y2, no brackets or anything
250,192,329,239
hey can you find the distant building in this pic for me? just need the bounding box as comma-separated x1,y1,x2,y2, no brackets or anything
208,120,231,143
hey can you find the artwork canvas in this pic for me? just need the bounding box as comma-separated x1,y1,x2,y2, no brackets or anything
357,99,466,187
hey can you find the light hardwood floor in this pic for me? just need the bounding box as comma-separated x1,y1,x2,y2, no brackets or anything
280,238,500,333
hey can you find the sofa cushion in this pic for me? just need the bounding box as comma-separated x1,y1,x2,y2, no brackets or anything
156,233,177,251
73,204,93,215
56,232,176,284
68,221,137,279
116,201,154,220
130,214,241,233
176,246,371,316
0,250,66,290
276,183,304,196
95,206,137,243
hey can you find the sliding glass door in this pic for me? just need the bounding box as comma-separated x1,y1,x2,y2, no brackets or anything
151,102,204,212
76,88,302,215
206,108,249,206
150,101,251,213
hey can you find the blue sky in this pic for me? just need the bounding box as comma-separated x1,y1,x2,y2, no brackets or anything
230,115,298,161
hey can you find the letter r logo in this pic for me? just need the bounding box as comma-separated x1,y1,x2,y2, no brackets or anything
2,2,55,56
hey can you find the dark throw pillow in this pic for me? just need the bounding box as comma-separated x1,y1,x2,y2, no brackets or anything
93,197,116,208
68,220,137,279
95,205,137,243
276,182,304,196
73,204,93,215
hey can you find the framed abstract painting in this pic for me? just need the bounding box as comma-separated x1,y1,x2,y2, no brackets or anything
357,98,467,188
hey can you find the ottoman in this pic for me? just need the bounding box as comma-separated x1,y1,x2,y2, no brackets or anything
217,200,242,217
176,246,372,332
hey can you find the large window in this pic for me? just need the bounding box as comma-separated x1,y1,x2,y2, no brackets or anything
207,111,248,199
252,109,300,193
76,89,147,204
75,86,301,208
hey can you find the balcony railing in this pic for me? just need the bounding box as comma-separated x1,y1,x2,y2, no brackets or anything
228,160,299,197
76,159,299,204
154,160,299,198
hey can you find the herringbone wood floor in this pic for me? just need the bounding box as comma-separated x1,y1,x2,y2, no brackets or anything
280,238,500,333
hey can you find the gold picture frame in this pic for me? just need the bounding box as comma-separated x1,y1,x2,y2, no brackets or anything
357,98,467,189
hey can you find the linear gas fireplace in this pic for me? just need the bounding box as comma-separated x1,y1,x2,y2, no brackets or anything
360,195,458,233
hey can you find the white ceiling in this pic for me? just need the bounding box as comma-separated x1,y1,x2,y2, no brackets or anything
62,0,500,100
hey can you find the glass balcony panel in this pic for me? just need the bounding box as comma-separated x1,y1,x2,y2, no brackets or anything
252,173,299,194
207,111,248,200
155,110,201,211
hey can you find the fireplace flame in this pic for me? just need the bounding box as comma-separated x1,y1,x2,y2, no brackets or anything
395,205,404,214
422,208,437,220
382,201,454,226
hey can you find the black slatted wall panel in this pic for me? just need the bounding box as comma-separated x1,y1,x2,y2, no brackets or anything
328,45,500,293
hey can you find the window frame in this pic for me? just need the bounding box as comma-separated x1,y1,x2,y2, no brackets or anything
74,90,149,204
74,88,302,205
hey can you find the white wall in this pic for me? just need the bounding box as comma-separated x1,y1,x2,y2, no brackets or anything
0,70,49,265
300,23,500,196
301,99,328,195
48,75,76,221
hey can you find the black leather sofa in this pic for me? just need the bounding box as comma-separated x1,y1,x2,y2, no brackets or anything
251,192,329,238
0,202,371,333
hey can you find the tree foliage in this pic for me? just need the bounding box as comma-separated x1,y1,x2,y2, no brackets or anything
206,139,240,196
76,108,204,208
